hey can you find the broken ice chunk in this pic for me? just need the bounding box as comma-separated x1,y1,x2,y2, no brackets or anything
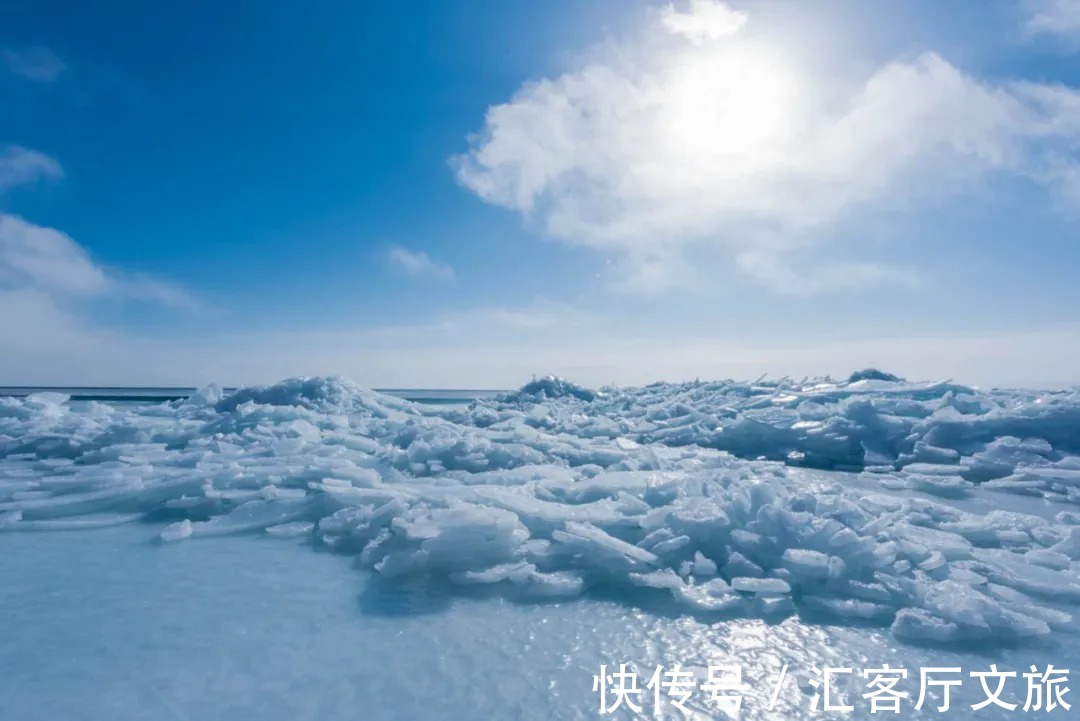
160,519,193,542
691,550,718,577
781,548,830,580
266,521,315,538
731,577,791,596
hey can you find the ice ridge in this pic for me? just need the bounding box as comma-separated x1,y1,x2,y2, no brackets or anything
2,374,1080,646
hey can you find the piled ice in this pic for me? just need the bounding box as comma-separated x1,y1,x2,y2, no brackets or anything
2,373,1080,646
449,372,1080,497
498,375,599,403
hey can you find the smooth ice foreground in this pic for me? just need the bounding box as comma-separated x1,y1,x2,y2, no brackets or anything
4,524,1076,721
4,372,1080,653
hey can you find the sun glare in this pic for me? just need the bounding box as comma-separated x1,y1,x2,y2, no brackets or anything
660,44,798,162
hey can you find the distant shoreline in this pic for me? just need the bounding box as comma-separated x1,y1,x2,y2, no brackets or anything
0,387,506,404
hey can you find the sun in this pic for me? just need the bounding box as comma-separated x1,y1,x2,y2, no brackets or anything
659,42,799,163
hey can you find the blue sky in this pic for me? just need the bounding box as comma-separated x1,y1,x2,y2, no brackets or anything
1,0,1079,388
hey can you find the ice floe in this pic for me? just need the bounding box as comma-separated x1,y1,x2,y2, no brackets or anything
2,373,1080,646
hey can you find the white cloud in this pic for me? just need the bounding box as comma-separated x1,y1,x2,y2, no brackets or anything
1,145,199,309
396,300,591,335
384,245,455,280
2,46,65,82
0,144,200,387
454,1,1080,292
1026,0,1080,40
0,146,63,192
661,0,746,44
734,253,919,296
119,273,203,311
0,213,200,309
0,213,110,294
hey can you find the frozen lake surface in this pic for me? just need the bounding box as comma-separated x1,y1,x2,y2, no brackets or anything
1,522,1075,720
2,373,1080,718
3,523,1076,720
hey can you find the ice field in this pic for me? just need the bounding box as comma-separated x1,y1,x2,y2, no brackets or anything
3,372,1080,719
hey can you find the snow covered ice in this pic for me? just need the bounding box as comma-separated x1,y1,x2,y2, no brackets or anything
3,372,1080,717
